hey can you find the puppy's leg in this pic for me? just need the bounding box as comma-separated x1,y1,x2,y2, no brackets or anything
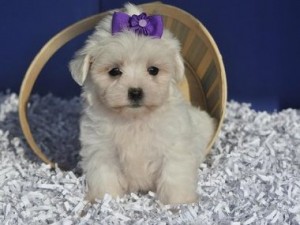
157,154,199,205
82,149,127,202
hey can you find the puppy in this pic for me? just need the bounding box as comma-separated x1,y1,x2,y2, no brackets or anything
69,3,215,205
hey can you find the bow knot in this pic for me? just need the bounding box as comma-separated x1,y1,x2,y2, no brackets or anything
112,12,163,38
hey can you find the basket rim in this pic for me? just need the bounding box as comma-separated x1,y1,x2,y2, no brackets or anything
18,2,227,168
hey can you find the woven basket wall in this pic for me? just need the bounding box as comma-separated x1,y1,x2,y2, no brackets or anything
19,2,227,168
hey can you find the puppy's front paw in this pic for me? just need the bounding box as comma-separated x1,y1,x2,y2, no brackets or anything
85,167,128,203
157,187,199,205
157,174,199,205
86,186,125,203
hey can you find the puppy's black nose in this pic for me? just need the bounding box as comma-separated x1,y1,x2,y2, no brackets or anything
128,88,144,102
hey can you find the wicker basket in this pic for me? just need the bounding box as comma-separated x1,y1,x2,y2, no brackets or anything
19,2,227,168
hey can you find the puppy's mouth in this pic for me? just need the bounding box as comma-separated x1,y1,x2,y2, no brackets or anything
113,103,144,109
115,100,145,109
129,102,143,108
111,103,157,111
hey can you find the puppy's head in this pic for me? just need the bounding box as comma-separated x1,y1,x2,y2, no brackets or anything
69,4,184,116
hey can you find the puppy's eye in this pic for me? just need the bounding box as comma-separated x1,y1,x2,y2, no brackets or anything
108,67,122,76
147,66,159,76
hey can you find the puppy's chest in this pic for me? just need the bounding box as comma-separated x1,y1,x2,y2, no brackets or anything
113,122,163,176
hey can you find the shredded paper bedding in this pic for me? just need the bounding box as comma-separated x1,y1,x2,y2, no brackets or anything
0,92,299,224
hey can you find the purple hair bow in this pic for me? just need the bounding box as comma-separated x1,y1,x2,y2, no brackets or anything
112,12,163,38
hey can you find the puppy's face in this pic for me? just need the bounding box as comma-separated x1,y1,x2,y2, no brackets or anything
91,32,177,114
70,31,184,116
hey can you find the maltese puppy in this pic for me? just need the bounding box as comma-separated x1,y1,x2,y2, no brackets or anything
69,3,215,205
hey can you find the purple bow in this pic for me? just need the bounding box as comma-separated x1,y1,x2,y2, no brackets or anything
112,12,163,38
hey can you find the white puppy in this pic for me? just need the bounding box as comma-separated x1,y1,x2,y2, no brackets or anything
69,4,215,205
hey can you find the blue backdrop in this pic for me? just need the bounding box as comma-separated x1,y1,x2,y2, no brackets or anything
1,0,299,111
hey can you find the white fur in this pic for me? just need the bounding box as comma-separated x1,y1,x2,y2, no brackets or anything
69,4,215,205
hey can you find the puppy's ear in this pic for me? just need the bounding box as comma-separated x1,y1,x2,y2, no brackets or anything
163,30,185,83
173,52,185,83
69,54,92,86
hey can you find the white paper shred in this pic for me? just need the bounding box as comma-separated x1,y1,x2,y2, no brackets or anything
0,93,300,224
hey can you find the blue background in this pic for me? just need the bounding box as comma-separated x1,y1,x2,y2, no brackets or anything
1,0,299,111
